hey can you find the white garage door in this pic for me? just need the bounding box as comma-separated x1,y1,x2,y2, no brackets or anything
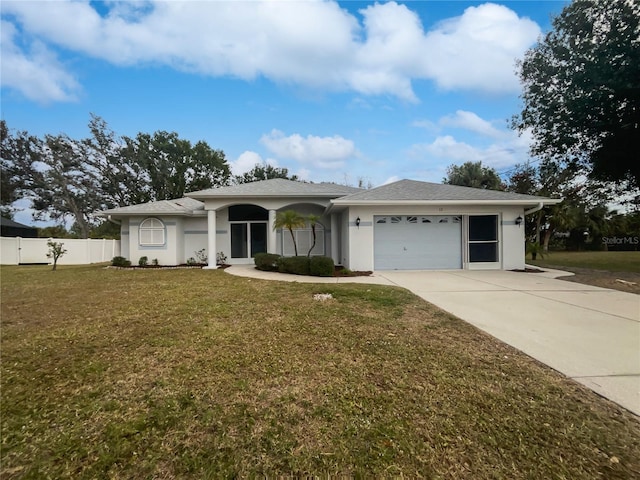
374,215,462,270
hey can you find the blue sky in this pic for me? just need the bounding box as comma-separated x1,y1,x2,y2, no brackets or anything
2,0,567,224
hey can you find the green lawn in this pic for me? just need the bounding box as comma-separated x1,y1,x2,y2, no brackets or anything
1,265,639,479
529,250,640,272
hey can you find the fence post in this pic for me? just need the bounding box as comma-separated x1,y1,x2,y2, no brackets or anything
16,236,22,265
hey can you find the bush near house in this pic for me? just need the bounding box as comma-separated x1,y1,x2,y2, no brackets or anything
309,256,335,277
111,256,131,267
254,253,281,271
278,256,311,275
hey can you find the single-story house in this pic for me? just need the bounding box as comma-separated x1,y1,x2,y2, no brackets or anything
98,178,560,271
0,217,38,238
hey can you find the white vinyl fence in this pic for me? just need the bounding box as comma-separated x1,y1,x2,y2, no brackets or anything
1,237,120,265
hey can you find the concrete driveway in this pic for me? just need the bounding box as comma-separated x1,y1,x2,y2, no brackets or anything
377,269,640,416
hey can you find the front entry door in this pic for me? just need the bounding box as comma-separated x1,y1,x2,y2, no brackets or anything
231,222,267,259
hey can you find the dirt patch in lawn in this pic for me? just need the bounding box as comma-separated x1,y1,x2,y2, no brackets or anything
549,266,640,294
334,266,372,277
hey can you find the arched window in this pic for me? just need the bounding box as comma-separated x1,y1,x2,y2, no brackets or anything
139,218,165,246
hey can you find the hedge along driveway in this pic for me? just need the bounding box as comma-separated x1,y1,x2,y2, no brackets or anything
1,264,639,479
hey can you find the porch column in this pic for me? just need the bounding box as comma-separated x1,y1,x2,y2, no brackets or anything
268,209,277,254
330,213,339,264
204,209,218,269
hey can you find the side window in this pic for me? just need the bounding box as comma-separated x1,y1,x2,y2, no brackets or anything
139,218,165,246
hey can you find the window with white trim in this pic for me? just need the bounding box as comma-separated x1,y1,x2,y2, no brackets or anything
139,218,165,246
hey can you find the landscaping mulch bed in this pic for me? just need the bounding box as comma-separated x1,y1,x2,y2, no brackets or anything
107,264,232,270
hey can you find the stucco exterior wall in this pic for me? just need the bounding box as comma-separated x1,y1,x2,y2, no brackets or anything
340,210,350,268
501,206,526,270
183,216,208,262
343,205,526,271
206,203,331,262
120,218,130,259
115,203,527,270
127,215,182,265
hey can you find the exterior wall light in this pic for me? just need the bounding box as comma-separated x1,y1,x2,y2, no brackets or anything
355,217,361,228
515,215,523,227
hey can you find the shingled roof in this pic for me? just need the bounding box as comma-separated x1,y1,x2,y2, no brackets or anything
332,179,560,205
187,178,362,198
98,197,204,217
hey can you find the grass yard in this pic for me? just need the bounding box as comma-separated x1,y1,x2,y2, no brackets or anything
529,251,640,293
529,250,640,272
1,265,639,479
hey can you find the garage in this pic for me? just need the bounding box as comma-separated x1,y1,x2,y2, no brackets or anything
373,215,462,270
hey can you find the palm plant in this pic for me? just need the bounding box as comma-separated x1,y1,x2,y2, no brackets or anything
306,214,322,257
274,210,306,256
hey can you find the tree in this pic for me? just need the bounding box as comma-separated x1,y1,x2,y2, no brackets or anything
444,161,504,190
274,210,306,256
122,130,231,200
27,134,102,239
236,163,298,184
507,160,612,252
1,116,232,235
37,225,73,239
513,0,640,187
306,214,322,257
46,240,67,271
84,114,149,208
0,121,41,219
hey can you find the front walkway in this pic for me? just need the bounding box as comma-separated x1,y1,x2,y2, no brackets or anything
224,265,640,416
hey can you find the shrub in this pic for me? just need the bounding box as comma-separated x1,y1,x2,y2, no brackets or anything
216,251,227,266
186,257,198,266
152,258,159,266
254,253,281,271
309,256,335,277
526,242,545,260
138,256,148,267
195,249,208,264
112,256,131,267
278,256,310,275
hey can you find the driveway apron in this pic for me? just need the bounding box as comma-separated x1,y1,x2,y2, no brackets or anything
377,269,640,416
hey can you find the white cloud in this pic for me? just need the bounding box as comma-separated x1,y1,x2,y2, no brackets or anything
2,1,541,103
260,129,357,169
230,151,279,175
439,110,506,139
296,168,312,181
411,119,440,133
409,131,532,171
422,3,541,92
0,20,79,103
